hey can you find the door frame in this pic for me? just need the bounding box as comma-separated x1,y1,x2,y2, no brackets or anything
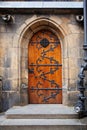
14,17,69,106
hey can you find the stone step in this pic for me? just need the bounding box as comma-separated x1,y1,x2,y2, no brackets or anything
5,105,78,119
0,119,86,130
6,112,78,119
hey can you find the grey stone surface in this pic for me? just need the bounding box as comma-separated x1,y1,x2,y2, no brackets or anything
0,92,2,112
0,119,82,126
0,114,5,125
0,13,85,111
1,92,9,111
0,126,86,130
0,106,87,130
5,104,78,119
1,91,20,112
2,80,11,90
0,118,86,130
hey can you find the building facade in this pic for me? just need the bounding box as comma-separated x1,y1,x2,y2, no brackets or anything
0,0,86,113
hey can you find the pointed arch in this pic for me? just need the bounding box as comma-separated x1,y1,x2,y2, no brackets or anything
13,16,69,105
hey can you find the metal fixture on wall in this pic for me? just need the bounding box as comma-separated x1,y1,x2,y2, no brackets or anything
75,0,87,118
0,76,3,91
76,15,84,22
1,14,14,22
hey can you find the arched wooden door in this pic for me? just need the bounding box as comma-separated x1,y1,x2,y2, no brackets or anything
28,30,62,104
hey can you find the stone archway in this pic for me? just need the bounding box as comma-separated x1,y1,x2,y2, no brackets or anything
13,15,69,106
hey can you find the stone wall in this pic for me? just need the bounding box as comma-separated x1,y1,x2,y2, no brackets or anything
0,15,30,111
0,14,85,112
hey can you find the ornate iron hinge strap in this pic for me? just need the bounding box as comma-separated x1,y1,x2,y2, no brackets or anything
30,87,62,91
29,64,62,66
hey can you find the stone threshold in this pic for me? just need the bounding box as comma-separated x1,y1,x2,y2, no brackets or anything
5,104,78,119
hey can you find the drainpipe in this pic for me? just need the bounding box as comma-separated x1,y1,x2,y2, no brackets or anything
75,0,87,118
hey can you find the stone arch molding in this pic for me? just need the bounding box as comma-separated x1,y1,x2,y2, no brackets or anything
13,15,69,105
13,15,68,47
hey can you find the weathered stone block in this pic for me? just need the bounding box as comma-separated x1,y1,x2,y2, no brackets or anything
21,48,28,58
0,59,4,68
21,57,28,69
0,68,18,80
77,58,84,67
0,33,13,47
68,79,77,91
62,90,68,105
9,69,19,79
0,24,6,33
6,23,18,33
9,48,19,69
8,91,20,108
0,91,2,112
30,21,40,31
21,69,28,79
63,68,69,80
12,34,20,48
67,24,82,34
60,23,71,35
23,29,33,41
1,92,9,112
69,58,81,69
2,80,11,91
63,79,68,89
16,23,26,35
68,48,81,58
15,15,32,26
20,87,28,105
67,91,79,106
11,79,19,91
69,68,79,80
21,78,28,85
63,58,68,69
0,48,12,68
0,68,4,79
67,34,84,49
0,48,7,58
1,91,20,112
58,15,71,25
3,57,11,68
25,15,37,25
66,15,76,25
21,38,29,49
63,37,68,58
3,69,12,79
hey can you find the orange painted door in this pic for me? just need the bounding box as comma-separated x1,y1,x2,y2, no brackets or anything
28,30,62,104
